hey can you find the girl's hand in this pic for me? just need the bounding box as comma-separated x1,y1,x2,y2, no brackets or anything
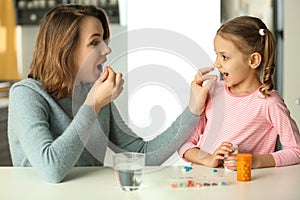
204,142,234,168
223,144,238,170
188,67,217,115
84,66,124,113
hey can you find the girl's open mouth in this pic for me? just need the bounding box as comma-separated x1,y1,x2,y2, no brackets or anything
222,72,229,80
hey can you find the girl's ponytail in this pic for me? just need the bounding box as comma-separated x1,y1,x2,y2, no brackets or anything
261,28,276,97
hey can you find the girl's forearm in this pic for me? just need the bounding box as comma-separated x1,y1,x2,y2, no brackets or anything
252,154,275,168
183,148,212,166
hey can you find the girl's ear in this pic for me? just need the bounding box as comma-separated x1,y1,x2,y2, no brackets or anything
249,52,262,69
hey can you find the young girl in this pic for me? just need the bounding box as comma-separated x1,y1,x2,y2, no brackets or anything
178,16,300,170
8,5,215,183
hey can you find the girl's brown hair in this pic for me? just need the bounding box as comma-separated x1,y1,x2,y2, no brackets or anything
28,5,110,99
217,16,276,97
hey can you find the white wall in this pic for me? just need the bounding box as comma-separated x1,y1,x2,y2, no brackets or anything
283,0,300,127
125,0,220,165
18,26,38,77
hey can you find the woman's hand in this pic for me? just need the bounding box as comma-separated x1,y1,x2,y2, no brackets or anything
84,66,124,113
188,67,217,115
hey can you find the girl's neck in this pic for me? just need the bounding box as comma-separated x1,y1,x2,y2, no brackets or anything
229,79,262,95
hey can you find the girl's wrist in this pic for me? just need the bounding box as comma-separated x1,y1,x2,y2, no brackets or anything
198,151,211,166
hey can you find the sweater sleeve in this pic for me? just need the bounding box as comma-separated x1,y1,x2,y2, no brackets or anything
8,85,98,183
268,92,300,166
107,103,200,165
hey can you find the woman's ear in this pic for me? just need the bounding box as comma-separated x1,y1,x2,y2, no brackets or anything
249,52,262,69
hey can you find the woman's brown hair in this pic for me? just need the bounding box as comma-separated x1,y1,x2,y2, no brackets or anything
217,16,276,97
28,5,110,99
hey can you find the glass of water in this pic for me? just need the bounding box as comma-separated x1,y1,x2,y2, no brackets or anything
113,152,145,191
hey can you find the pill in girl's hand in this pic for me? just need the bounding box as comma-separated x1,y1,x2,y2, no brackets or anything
232,144,238,151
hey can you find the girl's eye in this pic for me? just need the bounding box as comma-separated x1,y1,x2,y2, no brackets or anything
222,55,229,60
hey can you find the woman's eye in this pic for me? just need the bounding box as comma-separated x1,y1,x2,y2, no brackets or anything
91,40,100,46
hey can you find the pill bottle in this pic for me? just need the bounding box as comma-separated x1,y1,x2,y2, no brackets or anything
237,154,252,182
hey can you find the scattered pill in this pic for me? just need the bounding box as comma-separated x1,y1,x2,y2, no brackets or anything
170,181,227,188
186,180,195,187
179,183,187,188
182,166,193,172
220,181,227,186
195,183,202,187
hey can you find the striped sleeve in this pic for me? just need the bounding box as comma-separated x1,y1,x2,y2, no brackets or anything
268,92,300,166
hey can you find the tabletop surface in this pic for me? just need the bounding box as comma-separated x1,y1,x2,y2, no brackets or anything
1,164,300,200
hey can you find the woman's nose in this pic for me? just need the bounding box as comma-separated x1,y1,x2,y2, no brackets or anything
99,42,112,55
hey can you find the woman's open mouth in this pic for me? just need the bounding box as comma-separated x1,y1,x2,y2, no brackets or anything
97,64,103,73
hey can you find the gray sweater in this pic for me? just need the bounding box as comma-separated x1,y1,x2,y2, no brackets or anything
8,78,199,183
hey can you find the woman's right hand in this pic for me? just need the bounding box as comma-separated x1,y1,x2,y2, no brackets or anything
84,66,124,113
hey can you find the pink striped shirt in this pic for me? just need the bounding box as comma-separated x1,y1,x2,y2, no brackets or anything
178,81,300,166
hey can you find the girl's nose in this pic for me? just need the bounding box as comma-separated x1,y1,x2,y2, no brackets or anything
214,58,220,69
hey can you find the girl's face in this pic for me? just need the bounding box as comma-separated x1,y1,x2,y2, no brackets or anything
213,34,261,94
74,16,111,83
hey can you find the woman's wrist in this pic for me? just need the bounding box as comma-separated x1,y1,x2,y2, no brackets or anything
84,101,101,114
188,104,203,116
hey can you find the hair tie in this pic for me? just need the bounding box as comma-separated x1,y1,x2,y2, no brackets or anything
259,29,265,36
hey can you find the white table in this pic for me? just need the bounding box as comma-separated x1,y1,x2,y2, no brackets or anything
1,165,300,200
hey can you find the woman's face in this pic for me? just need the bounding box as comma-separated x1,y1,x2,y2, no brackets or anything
74,16,111,83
